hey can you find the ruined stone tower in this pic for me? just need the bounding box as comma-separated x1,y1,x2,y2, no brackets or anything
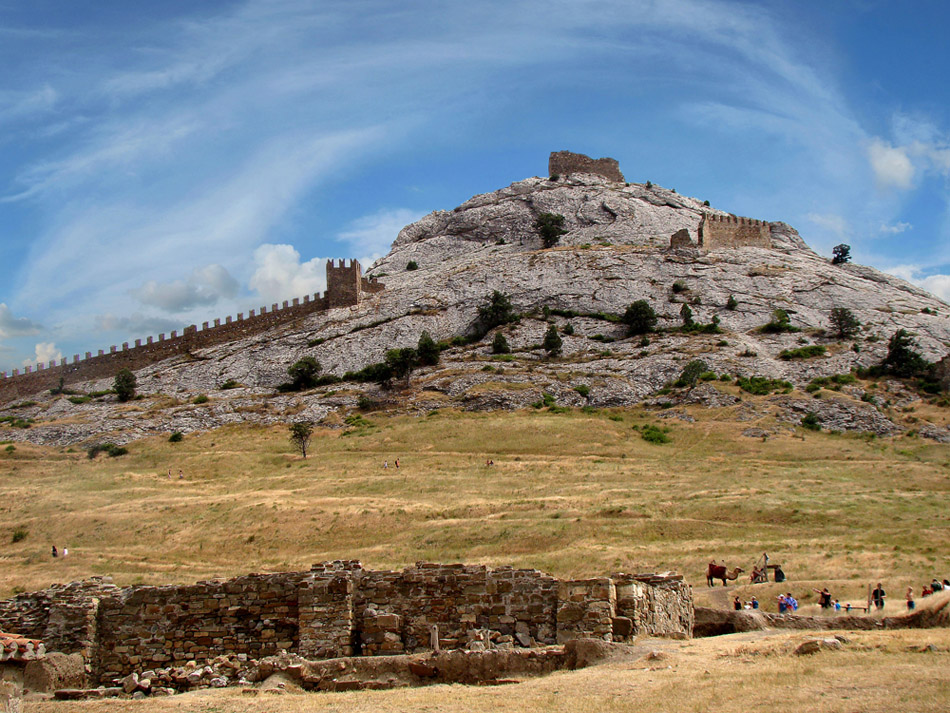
326,259,363,308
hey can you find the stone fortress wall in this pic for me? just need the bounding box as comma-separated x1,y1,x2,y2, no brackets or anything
698,213,771,249
0,562,692,683
0,260,383,403
548,150,625,183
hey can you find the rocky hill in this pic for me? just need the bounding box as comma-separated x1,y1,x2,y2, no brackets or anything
2,155,949,446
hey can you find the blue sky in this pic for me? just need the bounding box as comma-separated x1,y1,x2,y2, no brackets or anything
1,0,949,372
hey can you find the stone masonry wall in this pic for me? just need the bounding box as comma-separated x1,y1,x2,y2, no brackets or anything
0,563,692,683
0,260,383,403
548,151,625,182
699,213,771,249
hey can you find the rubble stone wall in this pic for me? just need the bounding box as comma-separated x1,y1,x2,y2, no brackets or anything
0,563,692,683
548,151,625,182
699,213,771,249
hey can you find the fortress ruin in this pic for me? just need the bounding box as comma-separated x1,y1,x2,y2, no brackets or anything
698,213,771,249
0,259,383,403
0,563,692,685
548,151,625,182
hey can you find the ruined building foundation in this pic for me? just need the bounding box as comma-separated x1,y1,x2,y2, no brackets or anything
0,562,692,683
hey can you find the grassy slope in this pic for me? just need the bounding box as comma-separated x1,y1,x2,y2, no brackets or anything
1,403,947,612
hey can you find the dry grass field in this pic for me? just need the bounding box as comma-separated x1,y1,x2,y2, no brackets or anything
1,403,948,613
22,627,950,713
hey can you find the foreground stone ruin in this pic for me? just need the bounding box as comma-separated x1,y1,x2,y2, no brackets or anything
0,562,691,697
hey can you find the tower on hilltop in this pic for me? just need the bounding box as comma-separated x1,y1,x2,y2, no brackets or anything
326,259,363,308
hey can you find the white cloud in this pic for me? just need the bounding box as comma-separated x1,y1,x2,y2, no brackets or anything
879,221,911,235
0,85,57,125
94,313,184,335
867,139,914,189
249,244,327,303
881,264,950,302
25,342,62,367
0,303,42,338
805,213,850,240
131,264,239,312
337,208,425,264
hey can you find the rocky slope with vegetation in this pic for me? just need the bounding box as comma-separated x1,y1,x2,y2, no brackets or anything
2,169,949,447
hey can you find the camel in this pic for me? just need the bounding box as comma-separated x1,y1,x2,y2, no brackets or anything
707,562,745,587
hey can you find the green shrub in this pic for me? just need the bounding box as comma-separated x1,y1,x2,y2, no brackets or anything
168,431,184,443
699,371,717,381
640,424,670,444
739,349,757,357
542,324,563,357
478,291,518,332
882,329,930,378
622,300,658,335
357,395,378,411
535,213,567,248
574,385,590,398
562,323,574,335
671,280,688,294
193,394,209,405
801,412,822,431
0,416,33,429
278,356,323,392
417,331,440,366
68,395,91,404
674,360,708,388
829,307,860,339
219,379,240,390
492,332,511,354
11,528,27,543
87,443,128,459
4,444,14,454
114,368,137,402
406,260,418,271
726,295,738,310
306,337,326,347
736,376,793,395
760,309,800,334
778,345,827,360
532,392,557,409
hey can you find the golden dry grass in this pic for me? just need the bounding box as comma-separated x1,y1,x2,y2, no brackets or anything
22,628,950,713
0,404,947,611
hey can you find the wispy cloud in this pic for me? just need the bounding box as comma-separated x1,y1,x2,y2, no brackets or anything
879,221,911,235
338,208,426,265
867,138,915,189
94,313,183,335
0,304,42,339
131,264,239,312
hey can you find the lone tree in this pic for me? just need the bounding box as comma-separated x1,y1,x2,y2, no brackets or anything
829,307,861,339
542,323,563,357
385,347,417,386
882,329,930,378
622,300,658,335
289,420,314,459
478,291,517,331
831,244,851,265
114,368,136,402
492,332,511,354
535,212,567,248
284,356,321,391
417,331,440,366
680,303,694,328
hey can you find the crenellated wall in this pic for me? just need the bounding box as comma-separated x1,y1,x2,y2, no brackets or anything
0,562,692,682
699,213,771,249
0,260,383,403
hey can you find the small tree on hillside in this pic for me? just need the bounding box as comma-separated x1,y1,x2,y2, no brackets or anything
385,347,417,386
114,368,136,402
831,244,851,265
829,307,861,339
542,323,563,357
417,331,440,366
622,300,658,335
535,213,567,248
680,303,694,328
478,291,517,331
492,332,511,354
882,329,930,378
285,356,321,391
289,420,314,459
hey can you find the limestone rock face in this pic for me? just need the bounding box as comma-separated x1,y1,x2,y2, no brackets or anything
2,172,949,445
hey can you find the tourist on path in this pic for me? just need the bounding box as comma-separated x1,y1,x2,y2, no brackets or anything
872,583,886,610
906,587,915,611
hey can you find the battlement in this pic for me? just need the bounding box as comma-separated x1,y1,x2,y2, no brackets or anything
699,212,771,249
0,259,383,402
548,151,625,182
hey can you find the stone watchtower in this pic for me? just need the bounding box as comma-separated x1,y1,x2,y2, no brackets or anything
548,151,625,182
326,259,363,308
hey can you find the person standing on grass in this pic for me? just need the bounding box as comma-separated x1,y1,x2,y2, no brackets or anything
906,587,915,611
814,587,832,610
733,596,741,611
51,545,57,558
872,583,886,610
